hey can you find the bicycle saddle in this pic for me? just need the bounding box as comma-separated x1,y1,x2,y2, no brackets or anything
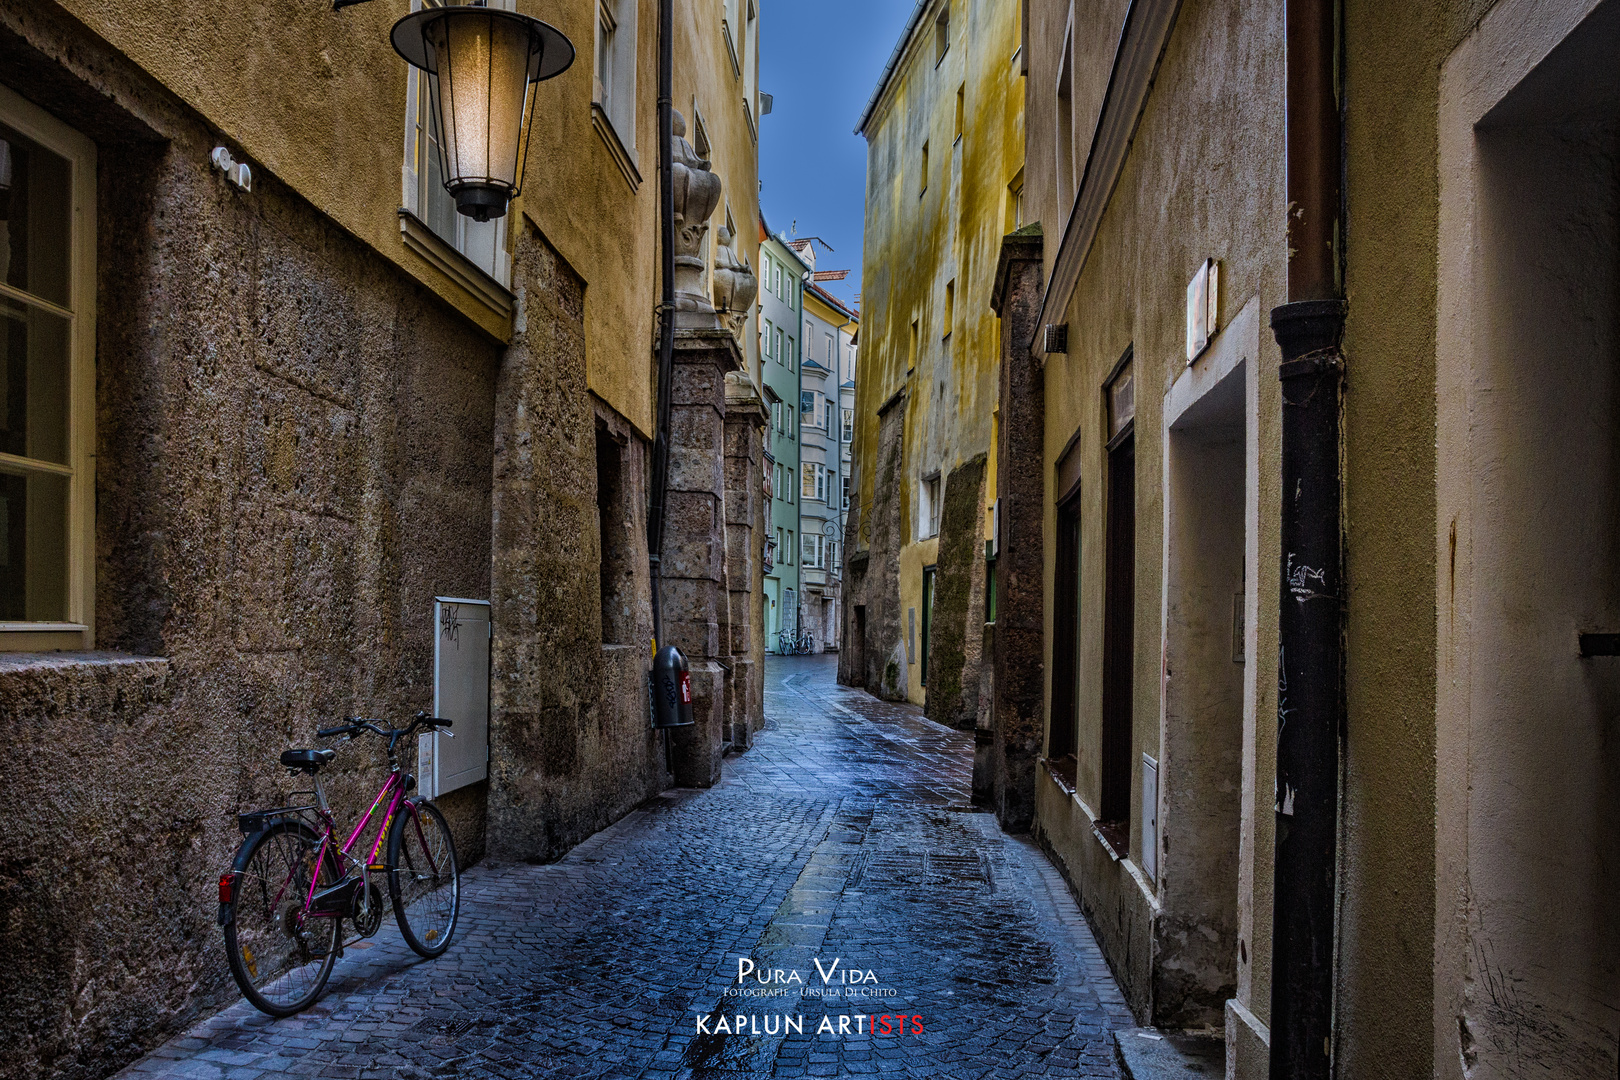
280,748,336,773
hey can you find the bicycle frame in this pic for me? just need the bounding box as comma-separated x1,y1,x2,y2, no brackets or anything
297,766,437,923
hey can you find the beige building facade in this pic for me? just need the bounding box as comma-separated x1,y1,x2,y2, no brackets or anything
1001,0,1620,1075
841,0,1023,731
0,1,766,1077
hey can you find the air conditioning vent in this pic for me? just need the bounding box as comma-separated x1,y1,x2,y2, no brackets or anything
1043,323,1068,354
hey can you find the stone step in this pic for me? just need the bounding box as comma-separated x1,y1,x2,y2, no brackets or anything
1114,1029,1225,1079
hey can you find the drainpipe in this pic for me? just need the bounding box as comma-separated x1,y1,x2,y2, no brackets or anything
647,0,676,649
1267,0,1345,1075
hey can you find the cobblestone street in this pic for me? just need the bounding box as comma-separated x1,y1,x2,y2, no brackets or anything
119,656,1131,1080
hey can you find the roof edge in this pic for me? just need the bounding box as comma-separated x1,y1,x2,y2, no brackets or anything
854,0,933,136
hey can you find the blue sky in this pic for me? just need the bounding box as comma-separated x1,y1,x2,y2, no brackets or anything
757,0,916,311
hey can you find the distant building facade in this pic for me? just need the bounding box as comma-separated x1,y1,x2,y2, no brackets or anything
758,228,805,651
842,0,1024,729
796,264,857,653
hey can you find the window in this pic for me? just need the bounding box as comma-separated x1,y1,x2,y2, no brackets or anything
802,533,823,569
920,141,930,196
802,463,826,503
785,529,795,564
824,400,834,433
829,540,840,573
774,326,784,366
918,474,941,539
1100,352,1136,850
0,87,95,649
920,565,936,686
1056,34,1075,211
773,262,782,298
1006,169,1026,234
593,0,638,149
842,408,854,442
954,83,965,143
787,335,795,373
801,390,815,418
842,475,851,510
935,4,950,64
824,332,834,366
402,1,513,300
943,279,955,338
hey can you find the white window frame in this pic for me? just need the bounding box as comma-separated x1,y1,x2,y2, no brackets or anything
842,407,854,443
919,473,941,540
592,0,640,189
0,84,96,651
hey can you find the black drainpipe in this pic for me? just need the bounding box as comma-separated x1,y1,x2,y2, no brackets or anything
1267,0,1345,1075
647,0,676,649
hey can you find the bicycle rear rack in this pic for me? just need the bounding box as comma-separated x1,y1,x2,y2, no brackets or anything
236,803,319,835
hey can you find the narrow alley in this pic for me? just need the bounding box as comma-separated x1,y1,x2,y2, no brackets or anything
116,656,1132,1080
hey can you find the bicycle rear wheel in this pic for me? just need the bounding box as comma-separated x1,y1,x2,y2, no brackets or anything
224,822,340,1016
387,799,460,957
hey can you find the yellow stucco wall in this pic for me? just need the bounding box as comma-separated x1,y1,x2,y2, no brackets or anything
56,0,760,436
853,0,1024,706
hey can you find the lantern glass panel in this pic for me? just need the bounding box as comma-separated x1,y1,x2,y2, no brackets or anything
427,12,535,196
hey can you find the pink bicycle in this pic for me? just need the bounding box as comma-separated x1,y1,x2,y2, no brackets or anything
217,711,461,1016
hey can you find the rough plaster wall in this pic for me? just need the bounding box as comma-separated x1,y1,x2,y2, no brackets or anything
851,0,1021,610
0,12,502,1076
1337,0,1446,1073
1024,0,1131,288
925,453,987,729
50,0,672,421
488,221,666,862
1032,0,1286,1030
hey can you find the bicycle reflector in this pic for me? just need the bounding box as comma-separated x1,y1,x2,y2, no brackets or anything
218,872,236,904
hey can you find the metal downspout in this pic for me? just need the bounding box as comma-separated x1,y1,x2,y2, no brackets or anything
1267,0,1345,1075
648,0,676,650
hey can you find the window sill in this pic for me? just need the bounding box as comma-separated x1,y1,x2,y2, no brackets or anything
0,623,90,652
398,210,514,322
592,103,642,193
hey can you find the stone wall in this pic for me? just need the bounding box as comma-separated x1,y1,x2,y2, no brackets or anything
0,7,502,1076
485,221,668,861
0,5,678,1077
923,454,987,730
839,391,908,699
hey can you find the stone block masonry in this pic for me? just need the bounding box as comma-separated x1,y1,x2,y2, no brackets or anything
0,4,676,1077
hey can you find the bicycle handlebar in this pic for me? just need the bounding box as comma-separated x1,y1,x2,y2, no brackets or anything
317,711,454,750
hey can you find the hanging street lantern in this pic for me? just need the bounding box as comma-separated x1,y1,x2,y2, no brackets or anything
389,2,574,222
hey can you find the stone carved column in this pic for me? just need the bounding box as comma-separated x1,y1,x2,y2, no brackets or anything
659,111,760,781
986,228,1044,833
724,373,768,749
663,329,744,785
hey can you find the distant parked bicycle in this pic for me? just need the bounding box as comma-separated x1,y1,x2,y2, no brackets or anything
218,711,461,1016
776,628,816,655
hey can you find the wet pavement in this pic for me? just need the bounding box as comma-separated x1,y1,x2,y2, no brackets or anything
117,655,1131,1079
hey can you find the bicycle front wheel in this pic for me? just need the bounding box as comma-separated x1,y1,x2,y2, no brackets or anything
388,799,460,958
224,822,340,1017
